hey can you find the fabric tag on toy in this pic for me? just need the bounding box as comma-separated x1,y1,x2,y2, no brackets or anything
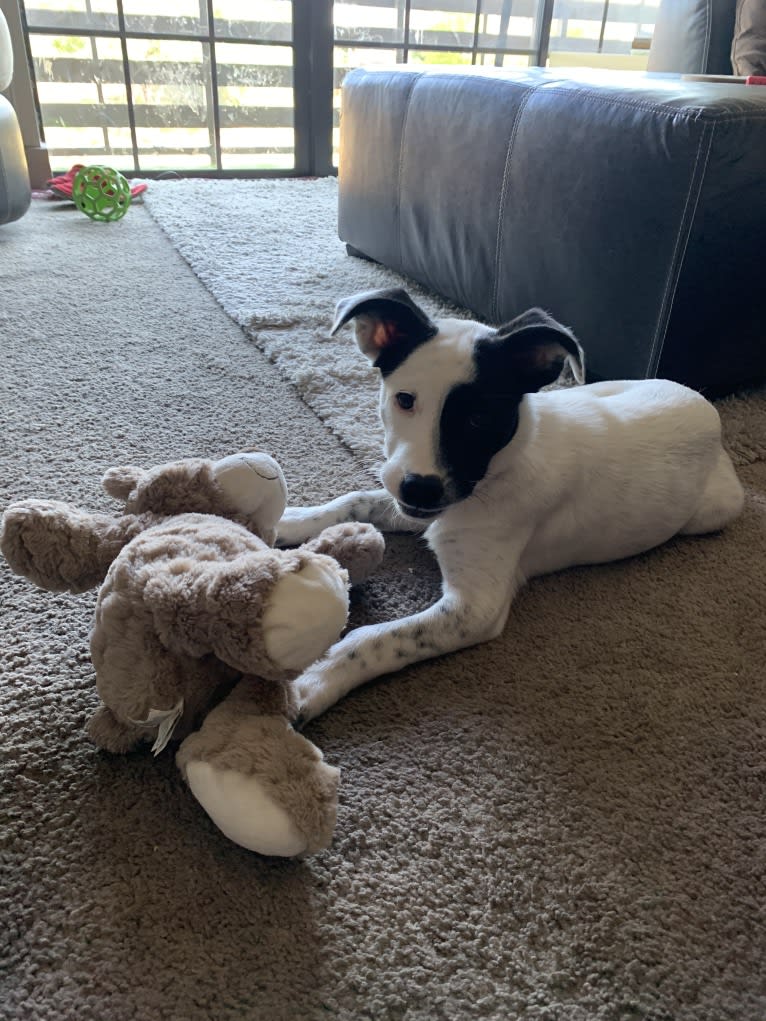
151,700,184,755
128,700,184,755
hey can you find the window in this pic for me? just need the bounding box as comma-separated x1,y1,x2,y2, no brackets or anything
332,0,552,165
22,0,296,173
18,0,658,176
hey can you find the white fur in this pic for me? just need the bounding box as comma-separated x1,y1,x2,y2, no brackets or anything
378,319,476,497
278,319,744,723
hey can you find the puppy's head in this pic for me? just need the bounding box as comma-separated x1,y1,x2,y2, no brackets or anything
332,288,584,521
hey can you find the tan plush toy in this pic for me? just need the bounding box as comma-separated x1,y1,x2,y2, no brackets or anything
0,452,384,857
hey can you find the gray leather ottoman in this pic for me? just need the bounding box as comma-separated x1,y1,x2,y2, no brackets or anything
337,67,766,394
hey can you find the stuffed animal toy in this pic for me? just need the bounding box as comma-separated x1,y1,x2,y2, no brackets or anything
0,452,385,857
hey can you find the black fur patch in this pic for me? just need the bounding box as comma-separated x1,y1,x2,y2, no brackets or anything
437,311,581,501
375,333,436,377
438,334,525,500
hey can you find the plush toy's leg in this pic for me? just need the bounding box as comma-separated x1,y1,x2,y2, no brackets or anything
176,676,339,857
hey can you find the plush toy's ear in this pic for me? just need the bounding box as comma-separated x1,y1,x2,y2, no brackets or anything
102,465,146,502
331,288,438,374
212,453,287,545
491,308,585,391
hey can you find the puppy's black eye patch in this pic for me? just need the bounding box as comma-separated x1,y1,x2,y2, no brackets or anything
439,382,523,500
395,392,415,411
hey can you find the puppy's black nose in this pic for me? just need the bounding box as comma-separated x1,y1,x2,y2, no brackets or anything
400,473,444,509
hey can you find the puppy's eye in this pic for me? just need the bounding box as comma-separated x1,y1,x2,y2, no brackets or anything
395,392,415,411
468,412,489,429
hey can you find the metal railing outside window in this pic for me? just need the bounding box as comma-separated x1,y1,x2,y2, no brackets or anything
17,0,658,177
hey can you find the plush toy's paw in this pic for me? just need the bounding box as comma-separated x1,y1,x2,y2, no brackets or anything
86,704,146,753
177,715,339,856
185,762,309,856
303,522,385,586
212,453,287,544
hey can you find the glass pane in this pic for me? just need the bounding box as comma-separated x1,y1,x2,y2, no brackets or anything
126,37,214,171
548,0,660,59
214,0,292,42
407,48,474,66
476,0,539,52
475,51,531,68
217,43,294,171
334,1,406,45
23,0,118,33
122,0,208,38
408,2,476,49
334,0,539,58
29,33,132,170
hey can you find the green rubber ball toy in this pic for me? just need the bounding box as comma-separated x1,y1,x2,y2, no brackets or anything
72,165,132,222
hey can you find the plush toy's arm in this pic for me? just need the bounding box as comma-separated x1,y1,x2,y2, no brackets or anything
301,522,385,586
0,499,152,593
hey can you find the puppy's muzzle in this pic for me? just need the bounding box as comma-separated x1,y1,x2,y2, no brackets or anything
398,473,447,519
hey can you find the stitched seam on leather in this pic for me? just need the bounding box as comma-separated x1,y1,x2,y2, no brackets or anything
362,70,766,122
396,73,423,272
541,85,766,122
403,72,569,91
646,121,715,377
491,87,536,322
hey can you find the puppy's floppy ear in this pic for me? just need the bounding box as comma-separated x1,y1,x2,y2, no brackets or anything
330,288,438,369
494,308,585,391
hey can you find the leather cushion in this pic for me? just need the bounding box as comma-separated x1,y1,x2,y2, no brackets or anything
647,0,738,74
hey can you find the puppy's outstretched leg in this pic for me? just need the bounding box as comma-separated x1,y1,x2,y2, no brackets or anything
277,489,420,546
292,530,530,722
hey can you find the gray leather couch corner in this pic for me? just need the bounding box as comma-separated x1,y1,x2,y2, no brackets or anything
337,65,766,395
0,6,31,225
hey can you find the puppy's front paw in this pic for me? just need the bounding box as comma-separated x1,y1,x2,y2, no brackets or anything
293,667,339,726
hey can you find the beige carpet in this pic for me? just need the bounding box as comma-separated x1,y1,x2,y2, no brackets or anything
1,191,765,1021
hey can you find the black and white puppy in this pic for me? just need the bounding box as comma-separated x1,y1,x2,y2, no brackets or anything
278,288,744,721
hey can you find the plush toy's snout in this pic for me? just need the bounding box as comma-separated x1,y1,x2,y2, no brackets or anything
261,553,350,672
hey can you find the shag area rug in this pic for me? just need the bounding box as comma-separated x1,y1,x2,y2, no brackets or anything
144,177,470,465
0,184,764,1021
